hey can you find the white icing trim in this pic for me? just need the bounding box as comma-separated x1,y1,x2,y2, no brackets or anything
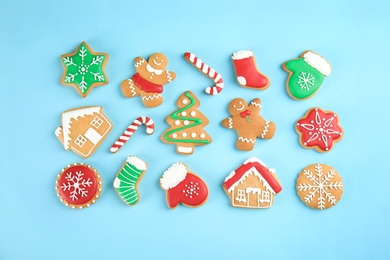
177,146,193,154
238,137,255,144
303,51,331,77
243,157,267,167
232,50,253,60
160,162,187,190
227,166,275,194
62,106,101,150
224,170,236,182
127,156,147,171
55,127,62,137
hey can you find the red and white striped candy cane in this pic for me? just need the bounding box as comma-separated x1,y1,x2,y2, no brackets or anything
110,116,155,153
184,52,224,95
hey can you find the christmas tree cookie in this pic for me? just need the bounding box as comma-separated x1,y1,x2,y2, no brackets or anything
161,91,212,155
283,50,331,100
160,162,208,209
60,42,109,97
113,156,148,206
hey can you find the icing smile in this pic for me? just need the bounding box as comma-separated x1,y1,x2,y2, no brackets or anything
153,59,162,66
236,104,245,111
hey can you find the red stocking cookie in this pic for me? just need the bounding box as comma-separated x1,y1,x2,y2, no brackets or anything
121,53,176,108
232,50,270,90
159,162,208,209
221,98,276,151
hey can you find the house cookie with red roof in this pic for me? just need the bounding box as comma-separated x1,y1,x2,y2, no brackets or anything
55,106,112,158
223,157,282,209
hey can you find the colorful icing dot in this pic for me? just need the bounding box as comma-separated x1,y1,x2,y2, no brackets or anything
190,111,196,116
184,120,189,125
182,99,188,104
200,133,205,138
182,132,187,137
191,133,197,138
175,120,180,125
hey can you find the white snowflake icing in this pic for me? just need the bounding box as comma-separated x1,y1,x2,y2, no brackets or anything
60,171,93,201
297,108,342,151
182,181,200,199
62,44,106,94
297,164,343,209
297,72,315,91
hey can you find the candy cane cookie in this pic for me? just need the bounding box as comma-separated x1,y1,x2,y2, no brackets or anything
184,52,224,95
110,116,155,153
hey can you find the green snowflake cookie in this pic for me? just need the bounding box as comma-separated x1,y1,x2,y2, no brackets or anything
283,50,331,100
60,42,109,98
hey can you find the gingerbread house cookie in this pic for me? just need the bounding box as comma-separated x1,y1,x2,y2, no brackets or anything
223,157,282,209
55,106,112,158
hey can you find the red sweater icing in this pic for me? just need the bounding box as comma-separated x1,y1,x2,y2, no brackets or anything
132,73,163,93
223,162,282,194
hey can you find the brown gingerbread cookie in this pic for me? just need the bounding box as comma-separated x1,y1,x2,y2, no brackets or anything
221,98,276,151
121,53,176,108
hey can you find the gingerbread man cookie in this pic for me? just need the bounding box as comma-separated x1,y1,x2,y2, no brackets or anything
221,98,276,151
121,53,176,108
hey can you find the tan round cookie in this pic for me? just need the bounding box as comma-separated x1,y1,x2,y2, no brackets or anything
56,163,102,209
296,163,343,210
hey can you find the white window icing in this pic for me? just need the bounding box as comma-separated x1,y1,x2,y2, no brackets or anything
74,135,87,148
259,191,270,203
236,189,246,203
91,116,103,128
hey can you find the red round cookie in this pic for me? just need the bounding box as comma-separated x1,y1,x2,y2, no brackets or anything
55,163,102,209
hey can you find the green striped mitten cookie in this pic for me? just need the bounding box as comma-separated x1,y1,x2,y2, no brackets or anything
113,156,148,205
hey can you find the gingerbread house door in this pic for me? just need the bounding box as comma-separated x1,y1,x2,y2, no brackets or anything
84,128,102,145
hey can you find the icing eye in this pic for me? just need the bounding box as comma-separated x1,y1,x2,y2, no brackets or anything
239,101,242,104
161,59,163,62
233,105,236,108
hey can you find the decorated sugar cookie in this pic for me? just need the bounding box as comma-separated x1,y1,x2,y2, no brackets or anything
55,106,112,158
110,116,155,153
223,157,282,209
121,53,176,107
184,52,224,95
296,163,343,210
60,42,109,97
231,50,270,90
161,91,212,155
283,50,331,100
113,156,148,206
56,163,102,209
221,97,276,151
296,108,343,152
159,162,208,209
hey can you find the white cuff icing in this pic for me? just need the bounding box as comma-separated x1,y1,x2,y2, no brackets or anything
160,162,187,190
303,51,332,77
232,50,253,60
127,156,147,170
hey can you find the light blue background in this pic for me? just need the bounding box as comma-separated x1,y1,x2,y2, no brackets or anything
1,0,389,259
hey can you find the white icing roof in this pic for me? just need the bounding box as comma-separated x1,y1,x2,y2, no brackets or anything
62,106,101,150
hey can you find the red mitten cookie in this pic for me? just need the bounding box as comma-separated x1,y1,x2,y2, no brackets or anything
159,162,208,209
